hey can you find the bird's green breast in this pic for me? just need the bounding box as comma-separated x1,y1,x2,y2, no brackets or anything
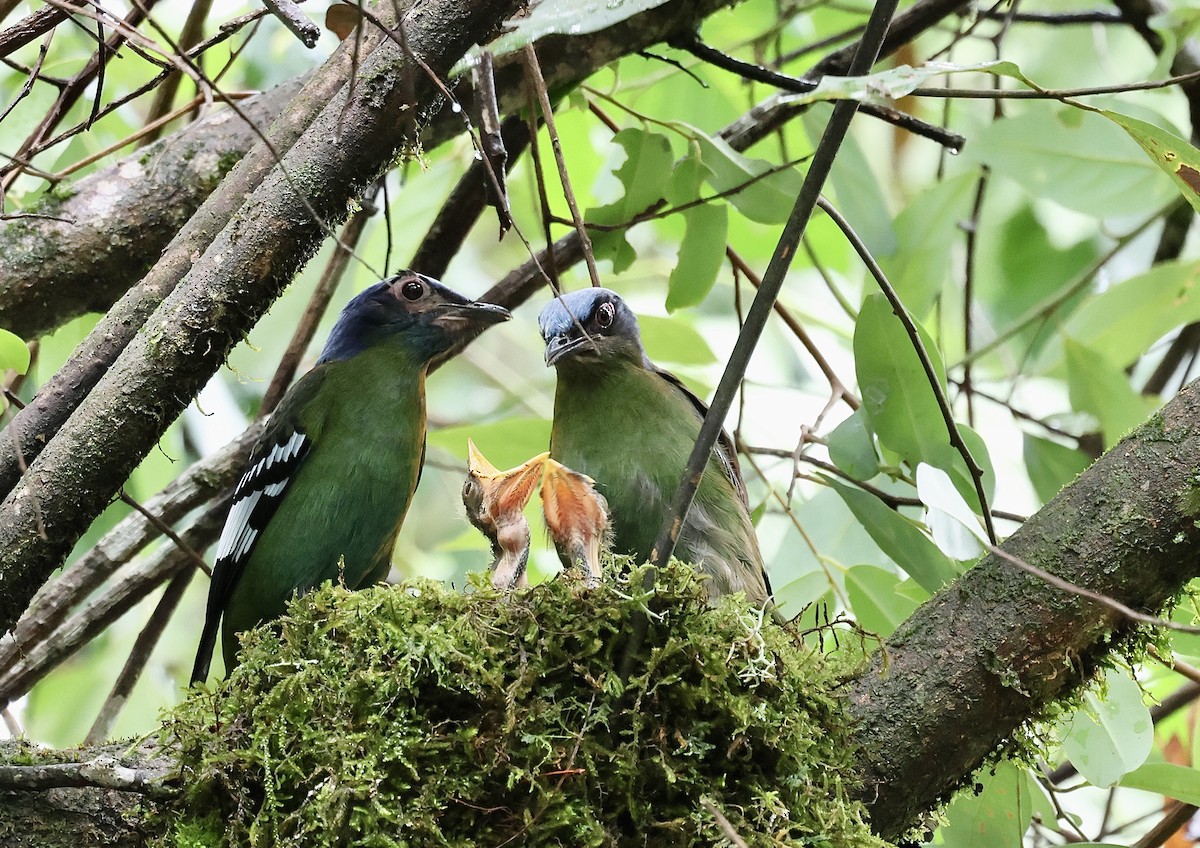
550,362,724,563
224,347,426,641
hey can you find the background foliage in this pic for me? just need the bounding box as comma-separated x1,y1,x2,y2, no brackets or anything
3,0,1200,844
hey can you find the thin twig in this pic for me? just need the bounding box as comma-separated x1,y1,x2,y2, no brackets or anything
818,196,997,544
84,567,193,745
987,543,1200,634
646,0,901,636
726,247,860,410
1132,801,1198,848
261,0,319,47
700,797,750,848
673,32,966,151
523,43,601,288
118,489,211,577
912,67,1200,100
0,756,176,798
260,182,381,413
0,501,229,710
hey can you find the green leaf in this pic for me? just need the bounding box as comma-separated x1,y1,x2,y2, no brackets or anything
916,463,985,561
854,293,948,468
1099,109,1200,214
965,106,1176,217
805,106,896,258
939,762,1042,848
826,411,879,481
1060,260,1200,369
666,203,728,312
588,128,675,226
984,205,1097,335
692,130,803,224
1064,339,1155,448
877,173,977,317
587,128,675,273
428,418,552,471
1022,435,1091,505
845,565,923,636
665,155,710,206
824,477,959,592
638,315,717,365
0,328,30,375
590,230,638,273
1061,667,1153,787
1121,763,1200,805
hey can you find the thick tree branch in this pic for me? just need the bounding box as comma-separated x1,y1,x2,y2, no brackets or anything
0,0,741,342
0,0,522,634
849,379,1200,838
0,0,745,511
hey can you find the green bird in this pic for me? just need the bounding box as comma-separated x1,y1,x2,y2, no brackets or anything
539,287,773,607
190,272,510,683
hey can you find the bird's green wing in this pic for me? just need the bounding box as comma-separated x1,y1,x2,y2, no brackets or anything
649,365,750,507
189,369,325,684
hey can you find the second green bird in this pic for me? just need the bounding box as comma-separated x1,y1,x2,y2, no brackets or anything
539,287,774,607
191,272,509,683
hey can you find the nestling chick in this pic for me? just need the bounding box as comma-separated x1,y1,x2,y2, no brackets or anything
541,458,609,586
462,439,548,590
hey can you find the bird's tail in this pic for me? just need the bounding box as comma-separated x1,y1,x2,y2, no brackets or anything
189,611,220,685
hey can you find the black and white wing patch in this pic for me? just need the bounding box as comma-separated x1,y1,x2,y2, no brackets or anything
190,428,310,684
214,430,310,568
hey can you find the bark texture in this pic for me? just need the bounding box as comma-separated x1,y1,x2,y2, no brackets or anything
848,380,1200,838
0,0,523,633
0,0,735,341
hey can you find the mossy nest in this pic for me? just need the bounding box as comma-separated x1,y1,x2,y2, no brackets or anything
165,561,885,847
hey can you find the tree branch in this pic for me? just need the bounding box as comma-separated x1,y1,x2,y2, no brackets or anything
0,0,522,634
849,378,1200,837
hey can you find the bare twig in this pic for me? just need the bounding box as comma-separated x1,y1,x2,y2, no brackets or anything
261,0,319,47
726,247,860,411
0,500,229,710
85,568,194,745
261,183,381,413
1132,802,1198,848
817,196,997,544
700,797,750,847
0,756,176,799
409,115,533,279
988,544,1200,634
674,32,966,151
118,489,211,577
523,44,601,288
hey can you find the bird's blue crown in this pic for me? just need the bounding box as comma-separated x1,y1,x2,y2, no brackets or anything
539,288,633,339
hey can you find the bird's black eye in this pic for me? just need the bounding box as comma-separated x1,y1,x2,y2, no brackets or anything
596,301,615,330
401,279,425,301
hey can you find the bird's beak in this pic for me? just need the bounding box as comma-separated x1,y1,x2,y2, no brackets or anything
544,333,591,367
467,438,501,477
432,301,511,334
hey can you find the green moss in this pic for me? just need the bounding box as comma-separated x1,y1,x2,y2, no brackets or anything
162,561,885,847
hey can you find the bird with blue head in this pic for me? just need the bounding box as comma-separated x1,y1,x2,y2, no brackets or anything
539,287,774,607
191,272,510,683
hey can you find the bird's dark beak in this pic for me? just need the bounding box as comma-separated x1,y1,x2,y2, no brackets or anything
432,301,511,334
544,333,591,367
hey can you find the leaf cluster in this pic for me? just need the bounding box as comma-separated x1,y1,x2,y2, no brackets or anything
163,561,884,847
